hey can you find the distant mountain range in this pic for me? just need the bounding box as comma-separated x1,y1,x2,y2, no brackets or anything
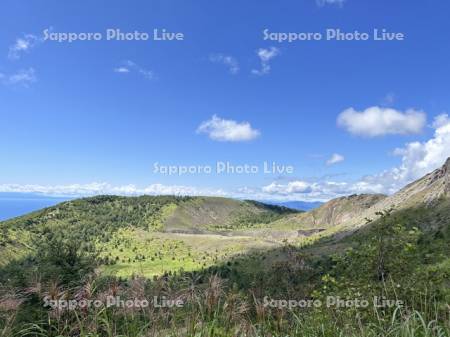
261,200,323,211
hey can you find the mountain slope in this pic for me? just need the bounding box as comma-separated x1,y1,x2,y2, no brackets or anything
162,197,297,233
0,195,297,234
341,157,450,231
271,193,386,231
373,157,450,209
2,158,450,277
0,195,298,274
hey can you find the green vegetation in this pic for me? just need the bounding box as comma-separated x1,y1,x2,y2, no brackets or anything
0,195,449,336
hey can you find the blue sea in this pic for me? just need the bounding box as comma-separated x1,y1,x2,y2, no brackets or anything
0,193,69,221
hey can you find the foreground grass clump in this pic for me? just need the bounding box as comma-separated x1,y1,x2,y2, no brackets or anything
1,273,449,337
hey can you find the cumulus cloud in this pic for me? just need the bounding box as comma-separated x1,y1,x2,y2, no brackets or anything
259,116,450,200
8,34,41,59
326,153,345,166
258,178,392,202
252,47,280,76
114,60,154,80
1,68,37,86
262,181,312,195
4,116,450,203
0,179,369,203
368,114,450,192
432,113,449,129
196,115,260,142
0,182,227,198
263,115,450,198
337,106,426,137
258,180,355,201
0,180,360,203
209,54,239,74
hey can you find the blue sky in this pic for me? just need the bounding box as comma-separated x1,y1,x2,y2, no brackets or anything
1,0,450,201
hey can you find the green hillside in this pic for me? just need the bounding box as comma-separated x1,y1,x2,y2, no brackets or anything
1,160,450,336
1,195,449,336
0,195,299,278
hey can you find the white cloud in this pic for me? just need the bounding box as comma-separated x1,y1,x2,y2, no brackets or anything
0,182,227,198
258,178,389,202
326,153,345,166
370,114,450,191
209,54,239,74
260,116,450,199
256,47,280,63
262,181,312,195
316,0,345,6
252,47,280,76
1,68,37,86
114,60,154,80
259,180,346,201
8,34,41,59
337,106,426,137
8,68,36,84
3,116,450,203
114,67,130,73
310,114,450,198
0,179,384,203
196,115,260,142
0,179,360,203
432,113,449,129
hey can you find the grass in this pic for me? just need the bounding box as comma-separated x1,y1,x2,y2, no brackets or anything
98,228,277,277
1,196,450,336
2,274,449,337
